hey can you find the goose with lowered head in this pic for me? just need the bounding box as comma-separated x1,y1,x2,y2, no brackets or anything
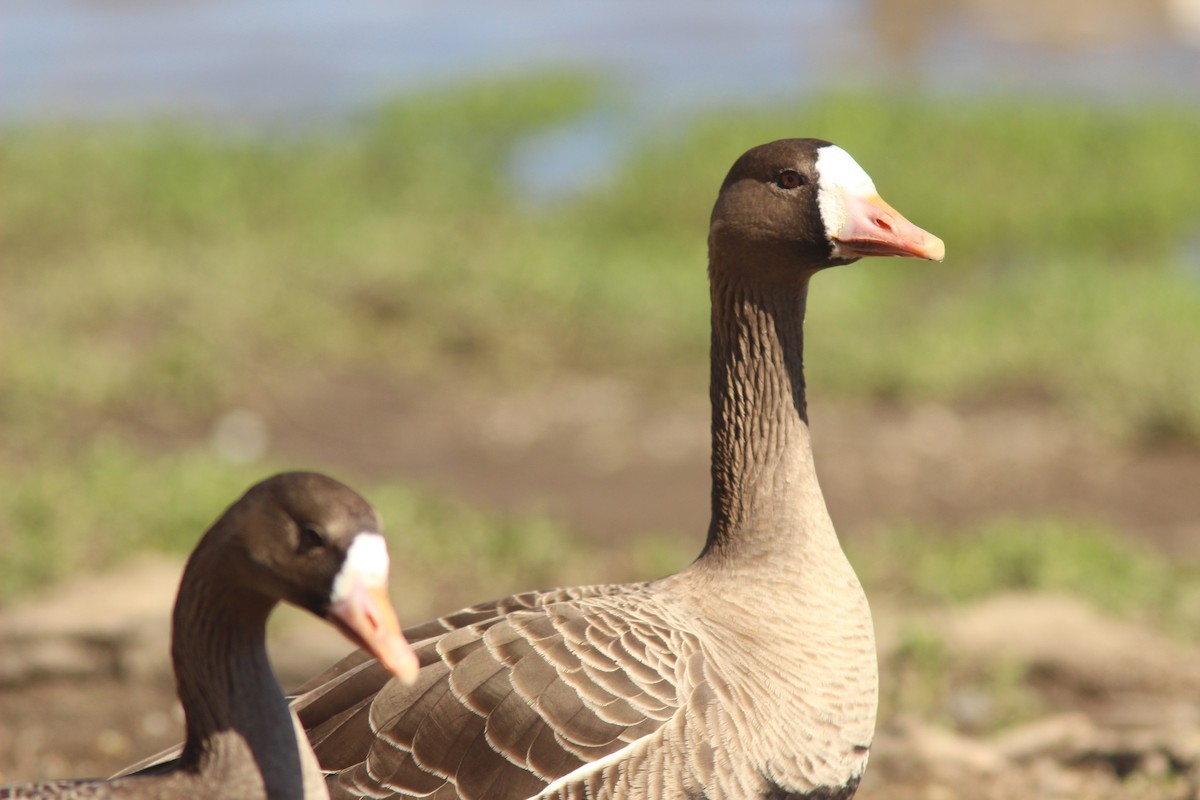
0,471,419,800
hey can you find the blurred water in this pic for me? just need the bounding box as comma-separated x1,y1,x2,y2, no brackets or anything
3,0,1198,127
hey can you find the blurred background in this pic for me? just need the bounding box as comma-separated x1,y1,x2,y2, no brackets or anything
2,1,1199,797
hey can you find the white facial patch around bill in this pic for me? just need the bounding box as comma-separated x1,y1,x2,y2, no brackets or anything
331,532,390,601
815,145,878,248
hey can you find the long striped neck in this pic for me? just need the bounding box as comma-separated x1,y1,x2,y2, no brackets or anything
699,264,836,571
170,544,326,800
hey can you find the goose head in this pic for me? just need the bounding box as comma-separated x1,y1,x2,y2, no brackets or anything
709,138,944,279
213,471,420,685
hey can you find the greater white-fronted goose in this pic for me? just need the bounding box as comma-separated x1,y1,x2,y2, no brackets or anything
293,139,944,799
0,471,419,800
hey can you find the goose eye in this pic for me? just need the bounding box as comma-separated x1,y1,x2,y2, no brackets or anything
776,170,804,190
298,524,326,554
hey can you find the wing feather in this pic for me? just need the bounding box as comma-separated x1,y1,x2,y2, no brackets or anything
303,583,696,800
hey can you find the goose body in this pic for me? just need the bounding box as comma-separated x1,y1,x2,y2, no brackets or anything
0,472,418,800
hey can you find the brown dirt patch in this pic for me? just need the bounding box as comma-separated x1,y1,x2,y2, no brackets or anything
256,370,1200,557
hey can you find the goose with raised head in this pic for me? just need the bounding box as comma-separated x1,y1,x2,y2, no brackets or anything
0,471,419,800
139,139,944,799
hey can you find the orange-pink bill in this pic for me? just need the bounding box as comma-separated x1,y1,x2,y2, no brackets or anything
833,192,945,262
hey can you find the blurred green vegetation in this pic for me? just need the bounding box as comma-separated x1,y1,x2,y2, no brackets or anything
861,517,1200,731
2,72,1200,606
854,517,1200,636
0,435,692,609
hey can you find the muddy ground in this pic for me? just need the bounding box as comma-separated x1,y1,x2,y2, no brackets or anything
1,375,1198,797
